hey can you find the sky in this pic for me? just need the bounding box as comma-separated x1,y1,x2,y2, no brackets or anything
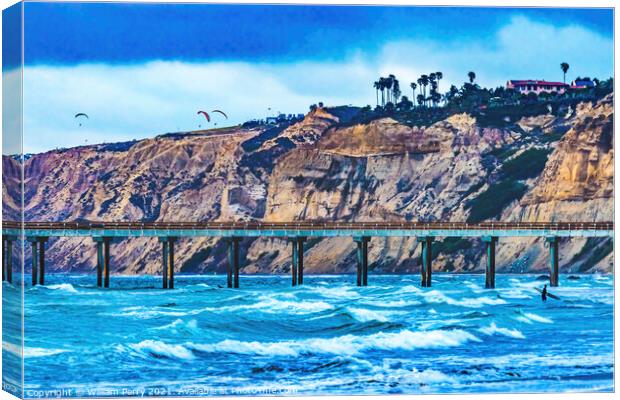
3,3,614,153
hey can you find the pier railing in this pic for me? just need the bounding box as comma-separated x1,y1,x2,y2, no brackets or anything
1,220,614,234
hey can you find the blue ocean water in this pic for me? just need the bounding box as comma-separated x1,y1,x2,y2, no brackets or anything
3,274,614,397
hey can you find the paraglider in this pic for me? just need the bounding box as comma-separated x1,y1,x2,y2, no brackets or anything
211,109,228,119
197,111,210,123
75,113,89,126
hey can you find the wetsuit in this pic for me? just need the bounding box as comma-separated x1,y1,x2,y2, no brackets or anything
541,286,547,302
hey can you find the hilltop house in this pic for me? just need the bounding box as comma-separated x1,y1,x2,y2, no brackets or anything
506,80,569,95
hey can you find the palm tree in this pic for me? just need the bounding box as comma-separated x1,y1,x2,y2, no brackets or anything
417,77,425,101
392,79,401,104
386,75,395,104
373,81,381,107
446,85,458,103
560,62,570,84
435,72,443,104
420,74,430,106
410,82,417,105
433,81,440,106
416,94,425,107
468,71,476,84
379,77,387,107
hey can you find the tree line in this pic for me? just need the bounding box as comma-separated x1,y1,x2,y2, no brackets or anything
370,62,612,114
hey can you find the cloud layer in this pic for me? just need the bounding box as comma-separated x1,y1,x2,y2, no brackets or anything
14,16,613,154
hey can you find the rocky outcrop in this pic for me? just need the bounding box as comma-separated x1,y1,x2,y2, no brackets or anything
521,95,613,205
3,96,614,275
502,94,614,273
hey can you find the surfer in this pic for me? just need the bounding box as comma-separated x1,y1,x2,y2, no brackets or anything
541,284,547,302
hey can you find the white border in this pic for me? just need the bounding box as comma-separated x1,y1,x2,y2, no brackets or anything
0,2,616,400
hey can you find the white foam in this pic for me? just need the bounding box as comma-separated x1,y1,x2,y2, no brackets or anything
360,299,422,308
46,283,79,293
4,341,69,358
523,312,553,324
422,290,507,308
188,329,480,357
396,285,422,294
375,366,457,385
128,339,195,360
154,319,199,332
308,286,360,299
347,307,389,322
500,289,530,299
513,315,533,324
2,341,22,357
478,322,525,339
109,307,197,319
24,347,70,358
452,352,613,368
213,296,334,314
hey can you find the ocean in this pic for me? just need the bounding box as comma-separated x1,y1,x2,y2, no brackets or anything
2,274,614,397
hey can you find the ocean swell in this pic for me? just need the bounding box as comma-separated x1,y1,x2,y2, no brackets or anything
185,329,481,357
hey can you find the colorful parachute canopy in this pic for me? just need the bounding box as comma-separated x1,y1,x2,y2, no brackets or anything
211,109,228,119
197,111,210,122
74,113,89,119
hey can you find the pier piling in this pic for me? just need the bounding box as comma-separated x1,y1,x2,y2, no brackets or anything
290,239,298,286
96,241,104,287
417,236,434,287
94,237,113,288
483,236,498,289
167,237,176,289
2,236,15,283
38,237,47,285
159,238,168,289
2,237,5,282
225,237,242,288
288,237,306,286
158,237,177,289
27,237,48,286
546,236,559,287
104,239,111,288
29,239,38,286
2,236,6,282
297,237,305,285
354,236,370,286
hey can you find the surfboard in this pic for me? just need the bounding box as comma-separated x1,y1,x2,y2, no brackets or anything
535,287,560,300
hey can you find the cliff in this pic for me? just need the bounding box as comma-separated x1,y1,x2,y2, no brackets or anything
4,94,613,275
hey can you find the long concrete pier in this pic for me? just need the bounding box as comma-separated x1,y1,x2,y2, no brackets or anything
1,221,613,289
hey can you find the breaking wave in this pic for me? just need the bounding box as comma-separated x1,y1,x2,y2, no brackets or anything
478,322,525,339
126,340,196,360
45,283,79,293
185,329,480,357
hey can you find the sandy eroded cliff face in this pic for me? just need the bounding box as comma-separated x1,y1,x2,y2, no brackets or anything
4,95,613,275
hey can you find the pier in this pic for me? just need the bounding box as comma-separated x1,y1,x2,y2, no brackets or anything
1,221,613,289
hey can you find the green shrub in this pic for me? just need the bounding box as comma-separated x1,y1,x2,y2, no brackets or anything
576,238,613,272
466,181,528,222
489,147,518,161
501,148,552,180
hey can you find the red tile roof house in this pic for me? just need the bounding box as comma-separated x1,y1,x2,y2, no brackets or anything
506,80,569,95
